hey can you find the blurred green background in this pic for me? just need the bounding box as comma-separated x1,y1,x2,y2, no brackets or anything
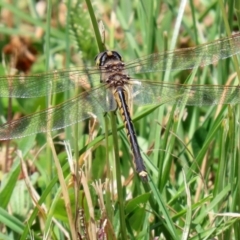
0,0,240,239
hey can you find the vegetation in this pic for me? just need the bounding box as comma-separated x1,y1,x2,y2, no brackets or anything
0,0,240,239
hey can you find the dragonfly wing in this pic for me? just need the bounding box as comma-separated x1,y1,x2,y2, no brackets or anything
131,80,240,106
125,34,240,74
0,67,101,98
0,86,116,140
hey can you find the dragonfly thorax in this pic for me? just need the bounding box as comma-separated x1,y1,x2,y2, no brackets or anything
105,73,130,88
96,50,129,87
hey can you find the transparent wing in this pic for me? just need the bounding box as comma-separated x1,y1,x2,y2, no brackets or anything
125,33,240,74
131,80,240,106
0,85,116,140
0,67,101,98
2,34,240,98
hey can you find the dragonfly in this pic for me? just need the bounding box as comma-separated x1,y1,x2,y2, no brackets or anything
1,33,240,181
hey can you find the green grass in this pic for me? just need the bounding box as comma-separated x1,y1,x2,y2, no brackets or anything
0,0,240,239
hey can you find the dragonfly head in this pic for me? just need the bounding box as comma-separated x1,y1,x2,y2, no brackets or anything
95,50,122,67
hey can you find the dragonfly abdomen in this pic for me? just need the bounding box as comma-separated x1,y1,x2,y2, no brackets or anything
114,86,148,182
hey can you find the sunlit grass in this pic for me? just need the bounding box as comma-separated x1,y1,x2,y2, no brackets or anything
0,0,240,239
